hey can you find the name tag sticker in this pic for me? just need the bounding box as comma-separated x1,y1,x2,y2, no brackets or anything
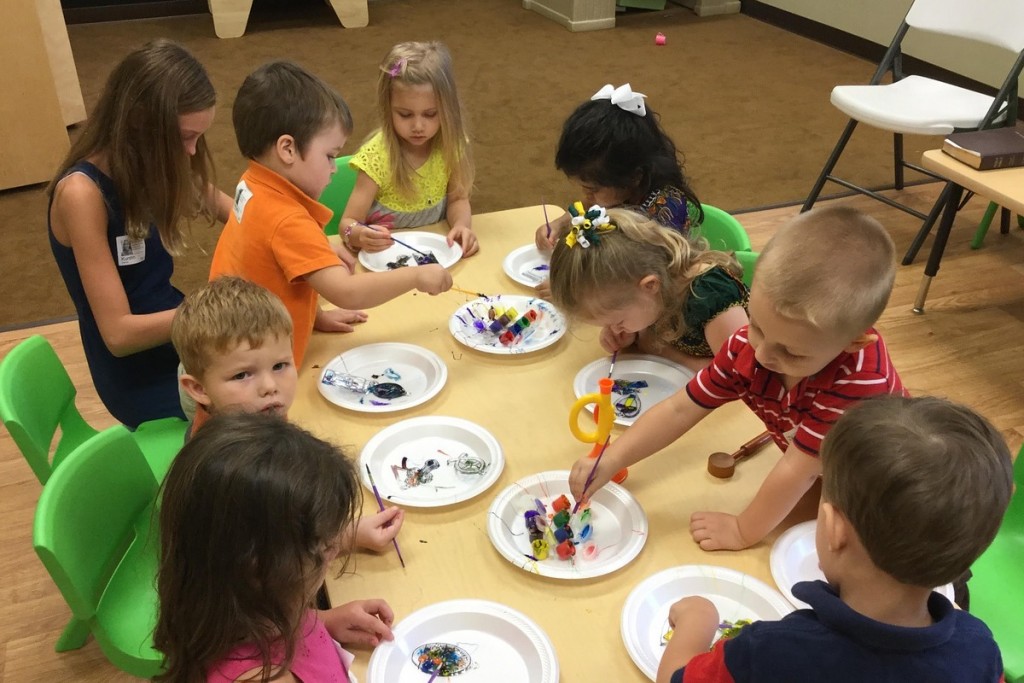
233,180,253,222
115,235,146,266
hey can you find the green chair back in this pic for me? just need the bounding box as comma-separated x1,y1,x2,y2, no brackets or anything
735,250,760,289
0,335,99,484
33,425,163,676
692,204,752,253
320,154,357,236
969,444,1024,682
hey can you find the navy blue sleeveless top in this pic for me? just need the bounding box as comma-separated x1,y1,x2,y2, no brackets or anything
48,162,185,428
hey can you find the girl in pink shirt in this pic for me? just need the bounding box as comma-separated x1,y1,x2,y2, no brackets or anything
154,413,394,682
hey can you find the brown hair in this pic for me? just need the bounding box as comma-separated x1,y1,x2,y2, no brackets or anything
48,39,216,254
549,207,742,346
820,395,1013,588
154,413,361,683
171,276,293,378
376,41,474,200
233,60,353,160
755,206,895,340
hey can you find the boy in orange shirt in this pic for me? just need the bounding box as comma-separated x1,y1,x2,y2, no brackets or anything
210,61,452,367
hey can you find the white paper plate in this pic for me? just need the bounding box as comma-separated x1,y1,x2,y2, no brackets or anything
318,343,446,413
359,416,504,508
502,244,550,287
366,599,559,683
358,231,463,272
621,565,793,681
449,295,567,355
487,470,648,579
770,520,956,609
574,354,694,427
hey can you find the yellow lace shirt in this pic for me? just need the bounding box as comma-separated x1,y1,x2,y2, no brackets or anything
349,131,449,227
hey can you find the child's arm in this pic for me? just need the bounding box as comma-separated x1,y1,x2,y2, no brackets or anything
445,189,477,256
305,263,452,310
320,599,395,647
206,184,232,224
314,306,368,333
690,446,821,551
340,172,393,252
704,305,749,358
656,597,720,683
535,212,570,251
568,387,712,502
51,175,176,356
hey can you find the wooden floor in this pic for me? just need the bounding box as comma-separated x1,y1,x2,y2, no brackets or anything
1,187,1022,681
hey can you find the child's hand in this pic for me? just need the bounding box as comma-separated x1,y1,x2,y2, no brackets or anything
535,222,557,251
600,326,638,353
332,241,357,271
413,263,453,295
668,596,719,633
689,511,750,551
447,224,478,257
534,279,551,300
322,599,395,648
356,223,393,252
568,452,618,503
315,307,368,333
353,507,405,552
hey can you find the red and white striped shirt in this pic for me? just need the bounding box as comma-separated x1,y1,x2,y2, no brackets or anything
686,326,907,456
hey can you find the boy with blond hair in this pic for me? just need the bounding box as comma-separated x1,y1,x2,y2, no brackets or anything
658,396,1012,682
210,61,452,368
172,276,403,550
570,206,907,550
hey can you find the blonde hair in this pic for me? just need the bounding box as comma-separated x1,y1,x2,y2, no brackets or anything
172,277,293,378
549,207,741,345
376,41,473,200
48,39,216,255
755,206,895,340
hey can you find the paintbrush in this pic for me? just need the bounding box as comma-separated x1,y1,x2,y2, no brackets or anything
359,222,438,263
542,200,553,239
451,285,488,298
572,435,612,514
607,350,618,380
364,464,406,568
426,666,440,683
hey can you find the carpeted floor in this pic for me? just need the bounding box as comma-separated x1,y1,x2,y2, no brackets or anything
0,0,943,327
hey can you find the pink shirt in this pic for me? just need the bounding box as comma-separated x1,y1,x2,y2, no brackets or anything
207,611,350,683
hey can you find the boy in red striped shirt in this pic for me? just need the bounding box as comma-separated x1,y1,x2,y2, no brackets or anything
569,206,907,551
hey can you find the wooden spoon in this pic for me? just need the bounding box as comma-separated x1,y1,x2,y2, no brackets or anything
707,431,775,479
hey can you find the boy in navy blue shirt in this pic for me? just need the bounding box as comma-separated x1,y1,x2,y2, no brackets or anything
658,395,1012,683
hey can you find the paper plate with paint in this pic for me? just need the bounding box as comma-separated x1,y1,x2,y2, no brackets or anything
502,244,551,287
770,520,956,610
621,565,794,681
359,416,504,508
574,354,694,427
486,470,648,580
358,231,463,273
318,343,446,413
366,599,558,682
449,295,567,355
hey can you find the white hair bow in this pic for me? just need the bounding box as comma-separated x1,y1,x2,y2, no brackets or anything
591,83,647,117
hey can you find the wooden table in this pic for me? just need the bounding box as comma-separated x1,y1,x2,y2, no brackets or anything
913,150,1024,313
291,206,807,682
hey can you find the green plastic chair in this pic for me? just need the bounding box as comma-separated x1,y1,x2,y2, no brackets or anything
0,335,186,484
692,204,752,253
735,250,760,289
33,425,163,677
970,201,1024,250
319,154,357,236
969,444,1024,682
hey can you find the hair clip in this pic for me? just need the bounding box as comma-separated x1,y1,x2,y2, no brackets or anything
388,58,406,78
591,83,647,117
565,201,615,249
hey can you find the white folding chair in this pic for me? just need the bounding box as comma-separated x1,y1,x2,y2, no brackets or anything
802,0,1024,265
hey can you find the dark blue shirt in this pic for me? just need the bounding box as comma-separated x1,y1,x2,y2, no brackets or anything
48,161,185,428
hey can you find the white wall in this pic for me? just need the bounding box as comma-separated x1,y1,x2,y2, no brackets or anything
759,0,1021,92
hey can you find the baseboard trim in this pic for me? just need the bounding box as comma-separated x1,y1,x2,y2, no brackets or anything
63,0,207,25
741,0,1024,119
0,315,78,335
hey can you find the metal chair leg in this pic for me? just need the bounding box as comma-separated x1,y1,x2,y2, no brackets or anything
913,184,964,314
1000,207,1011,234
893,133,905,190
903,182,953,265
802,119,859,213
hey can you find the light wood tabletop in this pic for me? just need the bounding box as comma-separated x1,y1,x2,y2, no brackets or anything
290,206,811,682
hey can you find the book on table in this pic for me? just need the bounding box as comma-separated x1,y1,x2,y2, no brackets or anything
942,125,1024,170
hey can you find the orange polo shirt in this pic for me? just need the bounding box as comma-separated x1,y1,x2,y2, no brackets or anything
209,161,340,366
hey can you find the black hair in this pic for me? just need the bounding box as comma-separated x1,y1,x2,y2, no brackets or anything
555,98,702,217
